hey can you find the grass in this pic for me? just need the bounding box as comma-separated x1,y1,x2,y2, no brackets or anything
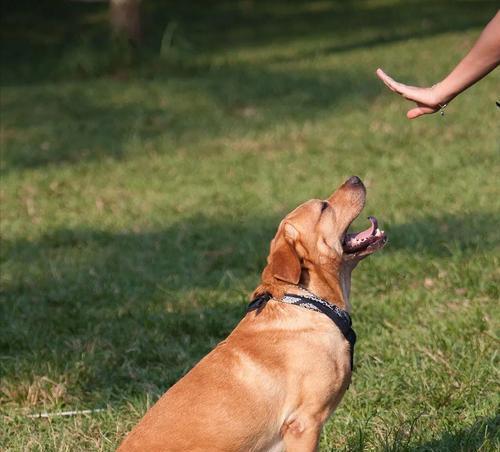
1,0,499,450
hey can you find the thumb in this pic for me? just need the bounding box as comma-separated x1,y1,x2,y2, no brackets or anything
407,105,437,119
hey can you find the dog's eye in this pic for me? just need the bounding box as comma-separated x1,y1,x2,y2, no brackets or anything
320,201,329,212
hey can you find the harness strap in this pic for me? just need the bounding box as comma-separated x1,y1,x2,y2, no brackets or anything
247,292,356,371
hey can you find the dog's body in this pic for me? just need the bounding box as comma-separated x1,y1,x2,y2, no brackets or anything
119,176,386,452
120,299,351,451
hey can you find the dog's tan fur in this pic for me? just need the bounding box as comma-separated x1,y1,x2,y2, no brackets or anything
119,177,385,452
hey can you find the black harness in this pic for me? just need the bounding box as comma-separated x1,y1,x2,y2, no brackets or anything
247,292,356,370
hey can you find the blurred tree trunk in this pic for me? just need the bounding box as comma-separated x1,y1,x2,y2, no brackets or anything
110,0,142,44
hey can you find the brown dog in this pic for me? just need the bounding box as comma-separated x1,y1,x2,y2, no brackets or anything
118,176,387,451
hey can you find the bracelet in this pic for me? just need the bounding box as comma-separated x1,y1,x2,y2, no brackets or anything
438,103,448,116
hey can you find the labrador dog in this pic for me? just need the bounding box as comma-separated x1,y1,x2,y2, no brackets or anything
119,176,387,452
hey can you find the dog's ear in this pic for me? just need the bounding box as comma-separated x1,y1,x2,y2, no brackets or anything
265,223,301,284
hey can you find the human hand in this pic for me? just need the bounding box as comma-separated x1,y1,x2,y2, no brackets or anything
376,68,448,119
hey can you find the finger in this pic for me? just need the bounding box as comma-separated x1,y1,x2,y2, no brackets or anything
407,105,438,119
376,68,413,98
376,68,400,92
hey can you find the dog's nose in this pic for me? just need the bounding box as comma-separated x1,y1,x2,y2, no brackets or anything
346,175,362,185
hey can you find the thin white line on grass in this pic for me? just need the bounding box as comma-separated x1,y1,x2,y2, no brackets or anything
27,408,105,418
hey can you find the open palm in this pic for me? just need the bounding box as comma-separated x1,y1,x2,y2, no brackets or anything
376,68,444,119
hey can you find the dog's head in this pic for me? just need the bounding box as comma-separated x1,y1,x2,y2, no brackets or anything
255,176,387,306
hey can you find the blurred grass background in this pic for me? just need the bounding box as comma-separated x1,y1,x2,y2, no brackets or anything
1,0,499,450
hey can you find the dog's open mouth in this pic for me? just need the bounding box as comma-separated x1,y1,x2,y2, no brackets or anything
343,216,387,255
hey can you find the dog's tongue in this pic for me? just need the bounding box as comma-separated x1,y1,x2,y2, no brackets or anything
344,216,380,251
344,216,386,253
354,216,378,241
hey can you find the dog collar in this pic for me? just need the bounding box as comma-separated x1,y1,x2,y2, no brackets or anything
247,292,356,370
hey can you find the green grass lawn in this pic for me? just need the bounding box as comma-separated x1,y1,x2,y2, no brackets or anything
1,0,499,450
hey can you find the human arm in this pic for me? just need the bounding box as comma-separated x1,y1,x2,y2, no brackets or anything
376,11,500,119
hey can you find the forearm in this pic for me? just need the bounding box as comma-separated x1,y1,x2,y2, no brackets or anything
435,11,500,102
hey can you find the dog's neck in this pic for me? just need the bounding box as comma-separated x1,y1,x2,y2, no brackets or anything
298,262,355,312
338,263,356,312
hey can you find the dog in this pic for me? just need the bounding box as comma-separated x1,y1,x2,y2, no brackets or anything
118,176,387,451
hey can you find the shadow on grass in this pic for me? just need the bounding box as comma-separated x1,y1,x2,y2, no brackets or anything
1,1,498,171
1,0,497,83
1,211,498,405
412,415,499,451
0,214,278,404
0,64,378,171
